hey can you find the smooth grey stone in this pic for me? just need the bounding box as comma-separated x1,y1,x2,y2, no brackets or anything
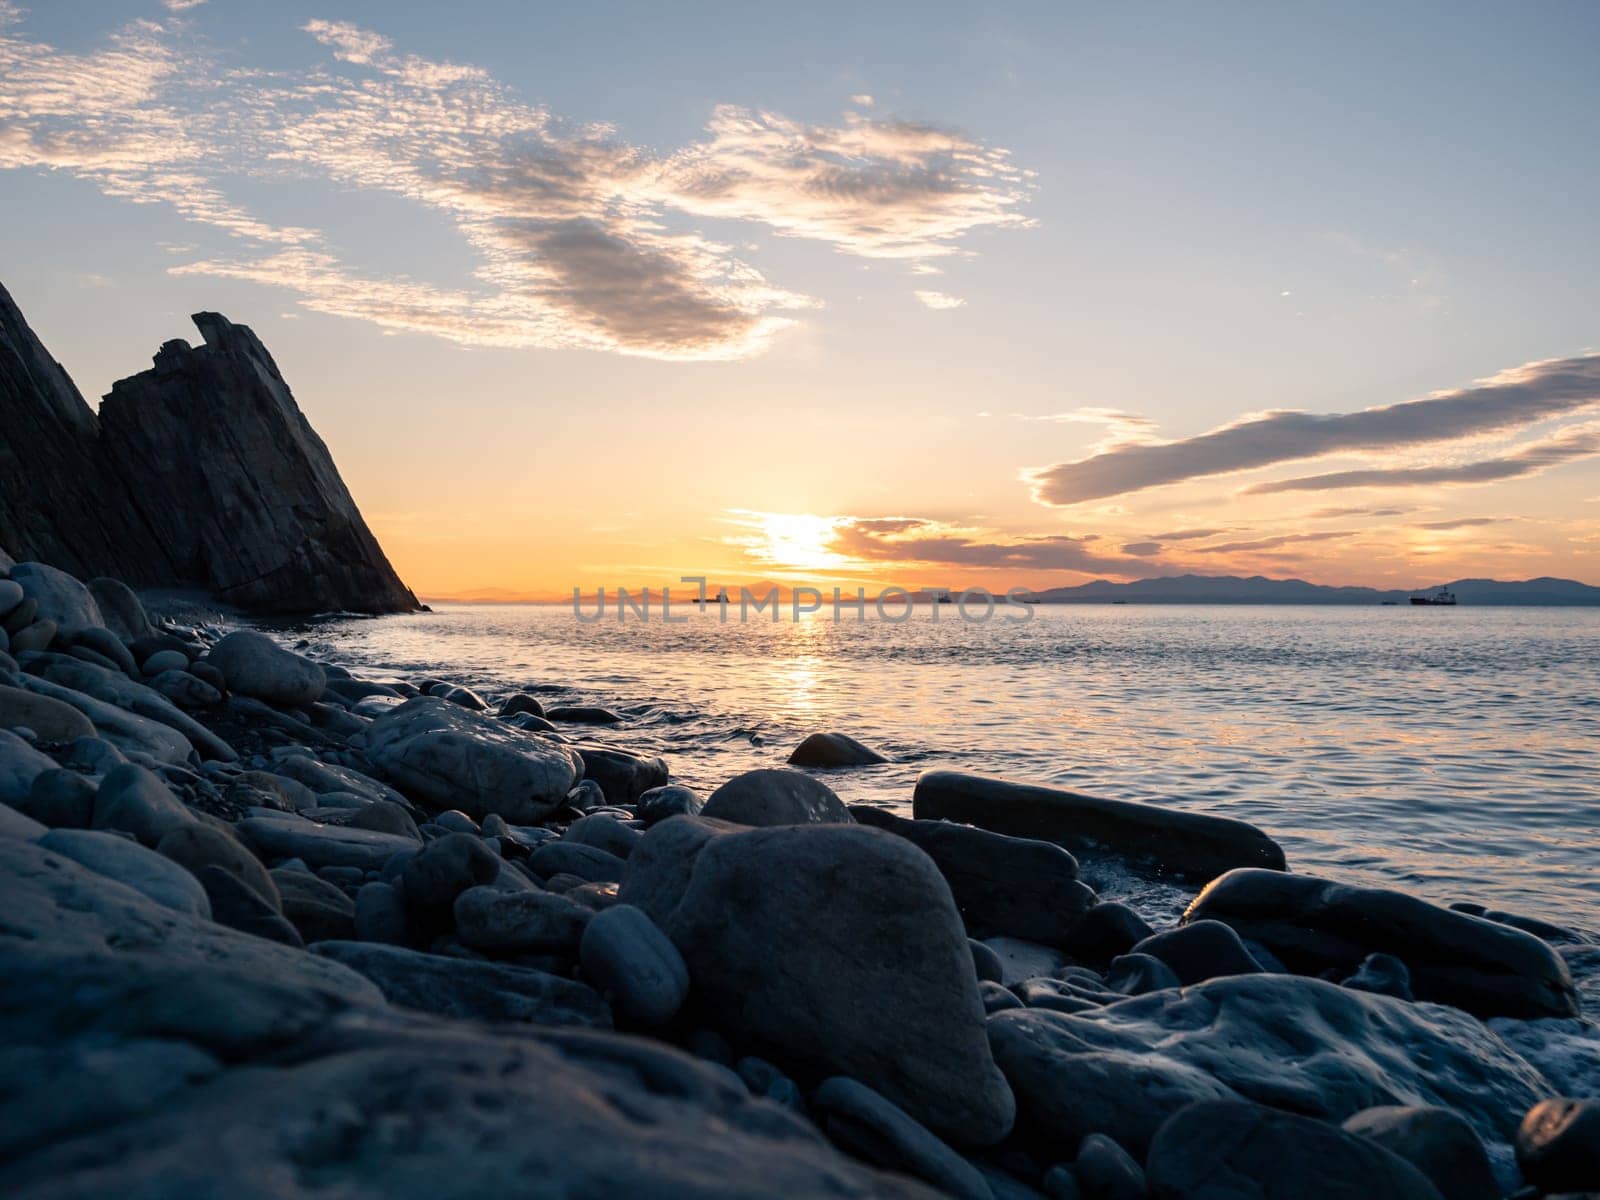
455,885,591,954
67,626,137,676
10,562,103,636
141,649,190,675
345,799,421,840
1341,952,1414,1001
156,823,279,910
625,819,1015,1149
531,840,626,884
23,655,233,761
92,762,195,846
1147,1102,1444,1200
1452,901,1592,946
0,578,22,618
40,828,211,917
545,705,623,724
195,864,302,946
637,783,702,825
353,880,410,945
1186,867,1580,1018
16,672,193,762
503,710,557,733
323,677,403,703
401,832,501,928
0,728,57,806
970,938,1005,983
1342,1105,1499,1200
273,867,357,942
351,694,405,718
64,643,122,673
1073,1134,1143,1200
207,630,325,707
0,684,91,743
17,768,97,828
574,746,668,804
438,685,488,711
579,903,688,1028
701,767,852,827
1129,920,1263,985
87,576,152,639
366,697,582,823
987,974,1550,1158
146,668,221,709
498,693,545,718
61,735,125,775
9,619,56,654
236,817,419,872
432,809,480,835
1516,1098,1600,1194
914,769,1286,882
311,941,611,1028
813,1076,993,1199
1014,978,1107,1015
2,596,37,636
788,732,890,767
565,778,605,811
565,812,643,859
852,806,1094,946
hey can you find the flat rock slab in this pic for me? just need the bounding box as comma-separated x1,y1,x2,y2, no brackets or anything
913,770,1285,881
988,973,1551,1157
236,817,418,872
1185,867,1580,1019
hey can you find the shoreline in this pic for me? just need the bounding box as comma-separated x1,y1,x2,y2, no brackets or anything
2,558,1597,1197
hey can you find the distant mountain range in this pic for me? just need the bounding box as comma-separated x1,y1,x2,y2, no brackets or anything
1019,575,1600,605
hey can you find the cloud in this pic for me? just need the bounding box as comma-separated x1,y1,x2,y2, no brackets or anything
1149,527,1228,541
1025,353,1600,504
1120,541,1164,556
1190,530,1359,554
0,12,1033,360
163,0,208,10
1245,421,1600,494
850,94,876,107
827,517,1147,575
1304,505,1416,519
915,290,965,309
1414,517,1507,530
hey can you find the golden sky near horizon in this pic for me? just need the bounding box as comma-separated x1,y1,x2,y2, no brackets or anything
3,2,1598,600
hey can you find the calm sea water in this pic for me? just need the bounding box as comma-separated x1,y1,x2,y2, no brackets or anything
295,602,1600,930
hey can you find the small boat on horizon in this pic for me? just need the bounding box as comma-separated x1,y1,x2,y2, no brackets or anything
1409,586,1457,606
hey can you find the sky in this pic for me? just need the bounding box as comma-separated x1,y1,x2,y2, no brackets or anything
2,0,1598,599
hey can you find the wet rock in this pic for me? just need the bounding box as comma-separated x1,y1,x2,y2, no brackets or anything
268,755,405,806
208,630,326,707
576,745,669,804
789,732,890,768
366,696,581,823
579,903,689,1028
565,811,644,859
531,840,627,883
1516,1098,1600,1195
981,982,1025,1015
1067,902,1155,962
1130,919,1263,985
1185,867,1580,1019
971,938,1005,983
630,820,1015,1148
914,770,1286,881
1073,1133,1145,1200
1341,1105,1499,1200
438,684,488,711
17,768,97,828
40,828,211,917
702,767,853,827
987,974,1549,1157
1341,952,1414,1001
499,693,545,718
637,783,702,825
852,806,1095,946
311,941,611,1028
1103,953,1182,995
546,705,624,724
1146,1101,1444,1200
813,1076,994,1199
454,885,592,955
92,762,195,846
236,816,419,872
345,799,421,840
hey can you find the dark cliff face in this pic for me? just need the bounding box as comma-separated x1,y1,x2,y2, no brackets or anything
0,281,419,614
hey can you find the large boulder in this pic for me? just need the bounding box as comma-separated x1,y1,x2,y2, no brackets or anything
39,828,211,918
27,654,235,761
623,819,1015,1147
851,806,1095,946
87,577,152,639
913,770,1286,881
1146,1101,1445,1200
701,768,852,827
366,696,582,823
9,562,103,636
1341,1105,1500,1200
987,973,1551,1157
0,684,96,743
13,674,195,762
0,728,63,804
207,631,325,708
789,732,889,767
574,745,669,804
1184,868,1580,1019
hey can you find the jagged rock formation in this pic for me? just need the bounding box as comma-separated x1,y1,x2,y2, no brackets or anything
0,281,417,614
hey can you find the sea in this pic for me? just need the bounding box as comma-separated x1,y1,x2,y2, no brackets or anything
288,599,1600,1105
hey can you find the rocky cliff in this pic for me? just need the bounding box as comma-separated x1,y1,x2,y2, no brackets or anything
0,281,418,614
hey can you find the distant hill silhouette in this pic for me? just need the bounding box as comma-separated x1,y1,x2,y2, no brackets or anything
1020,574,1600,605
